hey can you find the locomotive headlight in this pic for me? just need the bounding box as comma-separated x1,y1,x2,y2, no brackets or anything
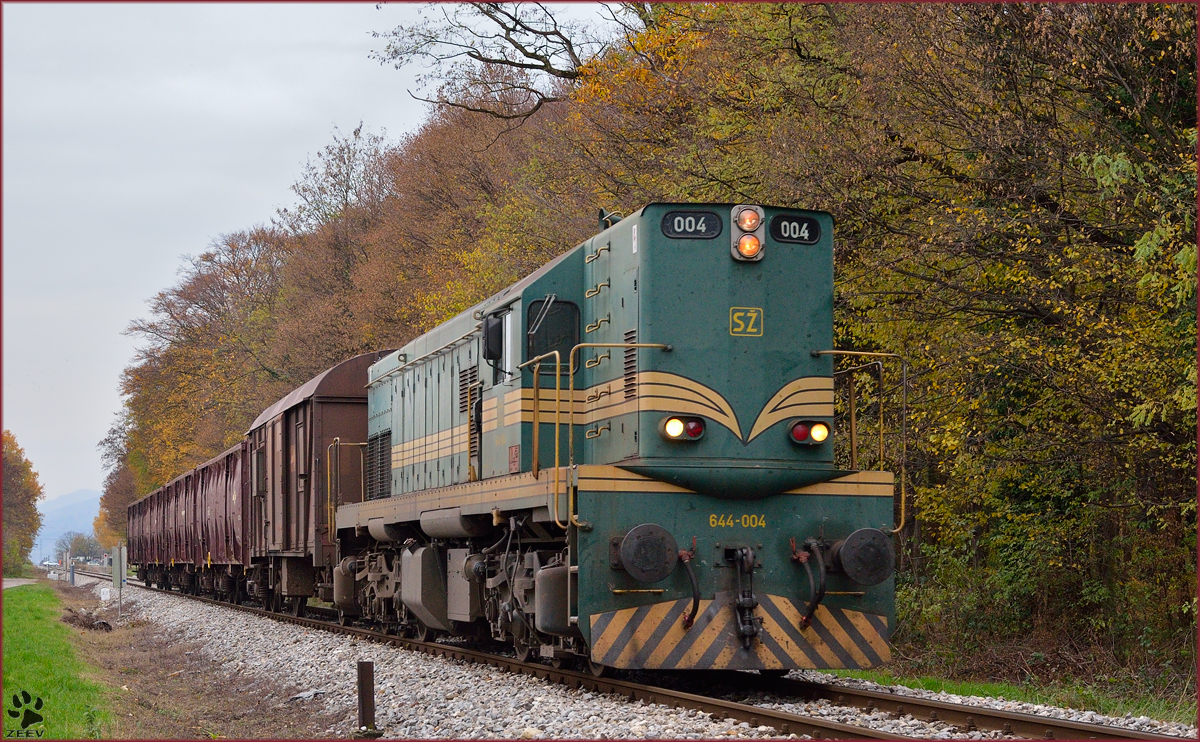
736,208,762,231
736,234,762,258
664,417,685,438
790,420,830,445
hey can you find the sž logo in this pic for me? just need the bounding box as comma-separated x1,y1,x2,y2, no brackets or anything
5,691,44,738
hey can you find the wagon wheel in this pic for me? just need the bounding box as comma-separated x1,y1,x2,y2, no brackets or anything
291,596,306,618
586,658,612,678
338,609,351,626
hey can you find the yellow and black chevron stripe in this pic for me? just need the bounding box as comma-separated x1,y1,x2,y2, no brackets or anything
588,591,890,670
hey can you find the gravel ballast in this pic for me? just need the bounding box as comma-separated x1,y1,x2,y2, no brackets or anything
94,582,1195,739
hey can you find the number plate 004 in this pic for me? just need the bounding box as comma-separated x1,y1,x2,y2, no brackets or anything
661,210,722,239
710,514,767,528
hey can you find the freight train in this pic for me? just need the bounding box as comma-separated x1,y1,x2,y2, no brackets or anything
129,202,898,676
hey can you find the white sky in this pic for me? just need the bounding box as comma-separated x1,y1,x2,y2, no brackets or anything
3,2,606,506
3,3,435,501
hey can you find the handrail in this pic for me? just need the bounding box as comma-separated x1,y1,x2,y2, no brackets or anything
367,330,478,388
465,380,483,482
812,350,908,535
326,438,368,536
326,438,339,536
833,360,885,469
517,351,563,529
567,343,672,528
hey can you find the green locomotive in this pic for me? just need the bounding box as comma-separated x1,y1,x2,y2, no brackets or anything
335,203,896,674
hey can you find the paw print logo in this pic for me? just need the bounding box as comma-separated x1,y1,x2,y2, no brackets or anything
8,691,44,729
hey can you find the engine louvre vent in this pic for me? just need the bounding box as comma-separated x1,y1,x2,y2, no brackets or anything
623,329,638,400
458,366,479,413
459,365,480,458
365,430,392,501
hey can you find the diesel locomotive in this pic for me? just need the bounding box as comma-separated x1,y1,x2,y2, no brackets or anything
129,202,898,676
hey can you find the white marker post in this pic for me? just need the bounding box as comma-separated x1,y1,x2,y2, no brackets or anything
113,545,127,620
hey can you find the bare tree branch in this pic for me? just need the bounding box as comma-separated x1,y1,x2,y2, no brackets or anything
373,2,621,122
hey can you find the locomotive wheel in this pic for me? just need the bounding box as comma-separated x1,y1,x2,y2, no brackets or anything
549,656,574,671
414,621,436,643
759,669,789,679
337,609,351,627
291,597,306,618
513,632,533,663
586,658,612,678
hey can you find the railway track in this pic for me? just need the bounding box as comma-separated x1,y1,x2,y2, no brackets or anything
73,569,1186,741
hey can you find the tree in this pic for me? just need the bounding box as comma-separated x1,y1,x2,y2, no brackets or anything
275,123,396,236
96,414,140,542
373,2,602,124
122,228,289,490
55,531,101,562
2,431,44,575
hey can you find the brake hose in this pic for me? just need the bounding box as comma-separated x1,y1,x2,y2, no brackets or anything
678,550,700,629
799,539,826,629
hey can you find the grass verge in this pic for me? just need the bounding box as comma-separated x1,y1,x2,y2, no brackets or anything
2,583,109,738
825,667,1198,726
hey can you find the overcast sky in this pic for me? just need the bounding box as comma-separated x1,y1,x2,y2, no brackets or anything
3,3,446,503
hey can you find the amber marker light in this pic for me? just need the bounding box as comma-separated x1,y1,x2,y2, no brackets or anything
736,234,762,258
737,208,762,231
810,422,830,442
664,417,686,438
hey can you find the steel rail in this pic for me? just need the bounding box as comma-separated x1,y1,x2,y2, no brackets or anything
72,571,1187,741
699,672,1188,741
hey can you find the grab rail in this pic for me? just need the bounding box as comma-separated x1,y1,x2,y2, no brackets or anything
567,343,672,528
326,438,367,536
812,350,909,535
833,360,884,470
517,351,563,529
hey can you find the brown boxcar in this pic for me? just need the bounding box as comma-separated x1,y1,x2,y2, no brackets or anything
128,443,248,597
128,350,389,610
243,351,389,613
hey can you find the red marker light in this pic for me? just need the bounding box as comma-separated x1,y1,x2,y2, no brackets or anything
685,419,705,438
791,422,811,442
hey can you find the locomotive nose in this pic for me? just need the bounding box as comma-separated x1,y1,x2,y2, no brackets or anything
830,528,895,586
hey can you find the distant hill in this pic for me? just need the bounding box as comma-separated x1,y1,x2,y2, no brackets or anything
34,488,101,563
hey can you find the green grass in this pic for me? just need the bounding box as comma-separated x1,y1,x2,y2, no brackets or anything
825,667,1198,726
2,583,109,738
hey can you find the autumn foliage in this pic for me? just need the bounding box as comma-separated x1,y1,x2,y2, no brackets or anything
103,4,1195,686
3,430,45,575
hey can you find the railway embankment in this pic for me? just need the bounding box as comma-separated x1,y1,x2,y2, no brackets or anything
90,577,1198,740
1,580,108,738
30,573,339,738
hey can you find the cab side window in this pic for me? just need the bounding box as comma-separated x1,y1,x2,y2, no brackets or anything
526,300,580,374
